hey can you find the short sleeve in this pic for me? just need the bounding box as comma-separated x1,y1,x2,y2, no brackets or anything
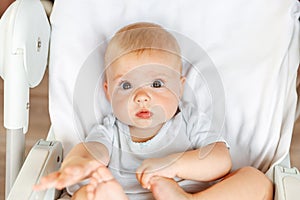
181,102,229,148
85,114,115,156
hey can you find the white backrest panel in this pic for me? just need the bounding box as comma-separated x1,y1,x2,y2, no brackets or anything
49,0,300,172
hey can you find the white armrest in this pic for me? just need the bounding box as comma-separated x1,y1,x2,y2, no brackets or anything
274,165,300,200
7,140,63,200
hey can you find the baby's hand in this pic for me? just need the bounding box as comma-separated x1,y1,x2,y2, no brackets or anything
33,156,102,191
86,167,128,200
136,155,179,189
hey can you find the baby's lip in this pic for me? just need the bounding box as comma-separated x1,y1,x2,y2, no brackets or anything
135,110,152,119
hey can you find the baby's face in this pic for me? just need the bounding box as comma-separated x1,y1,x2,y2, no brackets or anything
104,51,185,130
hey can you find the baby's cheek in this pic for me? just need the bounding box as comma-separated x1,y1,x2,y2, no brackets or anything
111,96,131,121
157,93,179,112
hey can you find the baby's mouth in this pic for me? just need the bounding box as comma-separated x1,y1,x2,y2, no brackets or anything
135,110,152,119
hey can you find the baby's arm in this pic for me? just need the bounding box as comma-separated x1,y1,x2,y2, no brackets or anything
136,142,231,189
34,142,109,190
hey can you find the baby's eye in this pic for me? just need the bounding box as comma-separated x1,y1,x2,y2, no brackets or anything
120,81,132,90
151,79,164,88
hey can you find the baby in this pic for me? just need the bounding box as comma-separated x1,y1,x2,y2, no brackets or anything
35,22,272,200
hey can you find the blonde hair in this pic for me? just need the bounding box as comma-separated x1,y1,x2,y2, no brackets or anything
104,22,182,69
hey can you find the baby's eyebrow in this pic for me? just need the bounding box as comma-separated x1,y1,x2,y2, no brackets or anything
113,74,124,81
112,71,175,83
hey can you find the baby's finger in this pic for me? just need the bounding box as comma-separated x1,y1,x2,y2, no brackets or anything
136,168,152,189
55,166,89,188
55,173,81,189
141,171,153,189
135,166,145,183
33,172,60,190
86,183,96,200
94,167,114,182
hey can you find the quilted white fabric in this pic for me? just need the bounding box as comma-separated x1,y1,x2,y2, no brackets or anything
49,0,300,174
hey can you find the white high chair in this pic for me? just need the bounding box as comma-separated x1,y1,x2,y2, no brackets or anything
1,0,300,199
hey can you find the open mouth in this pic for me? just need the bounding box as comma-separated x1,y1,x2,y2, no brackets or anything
135,110,152,119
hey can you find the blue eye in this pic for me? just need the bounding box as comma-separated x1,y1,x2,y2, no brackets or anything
120,81,132,90
151,79,164,88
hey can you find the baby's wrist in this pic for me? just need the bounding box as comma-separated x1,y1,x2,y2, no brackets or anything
165,153,181,176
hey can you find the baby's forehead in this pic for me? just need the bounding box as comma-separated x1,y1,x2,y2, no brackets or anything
106,63,181,81
106,51,182,75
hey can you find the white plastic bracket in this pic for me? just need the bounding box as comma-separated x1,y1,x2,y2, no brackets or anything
0,0,50,133
274,165,300,200
7,140,63,200
0,0,51,197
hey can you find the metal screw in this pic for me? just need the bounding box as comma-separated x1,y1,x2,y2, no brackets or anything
37,37,41,52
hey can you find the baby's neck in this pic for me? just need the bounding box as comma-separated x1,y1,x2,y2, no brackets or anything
129,124,164,143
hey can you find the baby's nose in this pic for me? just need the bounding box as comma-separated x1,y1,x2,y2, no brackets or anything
134,90,150,104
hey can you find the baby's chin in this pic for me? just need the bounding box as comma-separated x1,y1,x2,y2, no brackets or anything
129,120,164,129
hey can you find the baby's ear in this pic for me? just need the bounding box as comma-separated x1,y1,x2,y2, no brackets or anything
103,81,111,101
